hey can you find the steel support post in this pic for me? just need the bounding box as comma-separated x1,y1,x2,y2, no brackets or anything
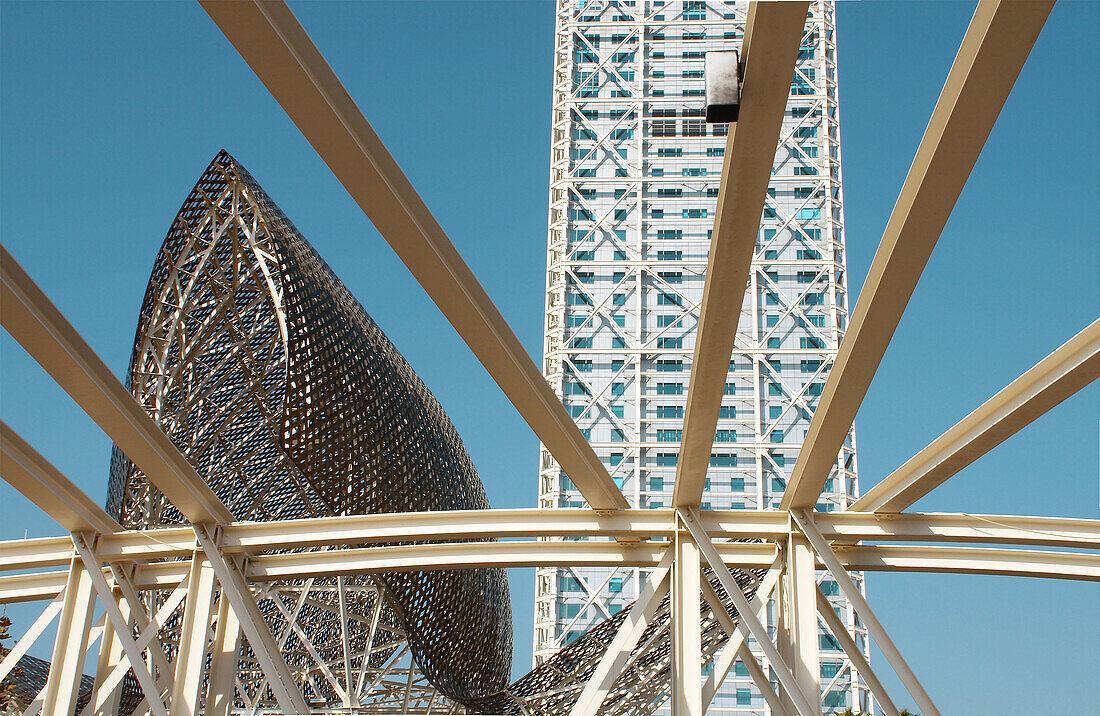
793,510,941,716
72,534,169,716
677,508,818,716
41,557,96,716
193,523,309,714
206,591,242,716
671,528,702,716
783,533,820,709
171,552,218,716
90,588,128,716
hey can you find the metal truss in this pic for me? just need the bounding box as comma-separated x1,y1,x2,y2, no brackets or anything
1,1,1095,716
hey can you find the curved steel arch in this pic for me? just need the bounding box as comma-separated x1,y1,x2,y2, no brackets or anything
105,151,512,707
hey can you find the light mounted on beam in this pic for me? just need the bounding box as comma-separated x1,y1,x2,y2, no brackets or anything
705,50,740,123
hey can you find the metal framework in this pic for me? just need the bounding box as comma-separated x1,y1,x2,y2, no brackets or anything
1,1,1096,716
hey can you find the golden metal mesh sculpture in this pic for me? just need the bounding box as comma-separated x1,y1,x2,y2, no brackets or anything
105,151,512,708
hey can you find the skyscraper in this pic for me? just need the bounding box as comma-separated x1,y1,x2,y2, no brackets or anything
535,1,870,712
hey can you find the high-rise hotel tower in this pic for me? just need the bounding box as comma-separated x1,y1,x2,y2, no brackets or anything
535,1,870,712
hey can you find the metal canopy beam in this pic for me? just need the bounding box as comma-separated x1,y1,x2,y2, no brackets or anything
198,0,628,511
673,0,810,508
854,319,1100,512
781,0,1055,510
0,244,232,525
4,541,1097,605
0,420,121,534
4,510,1099,571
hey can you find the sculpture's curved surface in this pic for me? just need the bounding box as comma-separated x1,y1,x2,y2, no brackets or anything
105,151,511,705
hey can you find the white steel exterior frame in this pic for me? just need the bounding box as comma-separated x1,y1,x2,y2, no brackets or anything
1,1,1095,716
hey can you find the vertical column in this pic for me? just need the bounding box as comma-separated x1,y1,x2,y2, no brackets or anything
205,591,241,716
91,586,128,716
784,533,821,709
671,527,702,716
172,553,218,716
42,557,96,716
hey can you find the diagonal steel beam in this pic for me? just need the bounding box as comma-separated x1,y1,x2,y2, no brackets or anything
673,1,810,508
781,0,1055,509
193,523,310,714
198,0,627,510
1,420,122,534
72,534,169,716
698,565,782,710
568,550,673,716
815,585,898,716
677,509,818,716
792,509,941,716
0,244,233,524
853,318,1100,512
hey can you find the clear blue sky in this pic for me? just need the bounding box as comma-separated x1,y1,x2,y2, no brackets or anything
1,1,1097,712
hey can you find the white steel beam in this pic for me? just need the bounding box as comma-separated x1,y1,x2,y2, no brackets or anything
854,319,1100,512
40,558,97,716
673,0,811,507
206,591,242,716
783,534,820,706
568,551,672,715
781,0,1055,510
816,586,898,716
72,534,169,716
676,509,819,716
171,552,218,716
198,0,628,511
89,586,127,716
838,543,1100,581
0,420,122,534
193,523,310,714
0,593,64,683
3,540,1096,607
671,527,703,715
793,509,941,716
0,244,233,524
698,565,781,709
8,510,1095,571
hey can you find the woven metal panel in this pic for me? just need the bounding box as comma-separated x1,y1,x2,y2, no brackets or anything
105,151,511,707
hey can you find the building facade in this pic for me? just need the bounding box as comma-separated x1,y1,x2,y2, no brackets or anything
534,1,871,712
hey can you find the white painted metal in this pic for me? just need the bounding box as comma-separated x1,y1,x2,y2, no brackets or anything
40,559,97,716
206,591,242,716
700,565,780,708
72,533,170,716
569,550,673,715
170,552,218,716
0,1,1093,714
816,586,898,716
193,523,311,714
196,0,627,512
0,244,233,525
671,528,703,715
677,509,818,716
854,318,1100,512
784,534,820,708
782,0,1056,511
793,510,941,716
673,0,811,507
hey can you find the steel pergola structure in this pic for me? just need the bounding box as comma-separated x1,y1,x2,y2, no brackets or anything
0,1,1096,715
